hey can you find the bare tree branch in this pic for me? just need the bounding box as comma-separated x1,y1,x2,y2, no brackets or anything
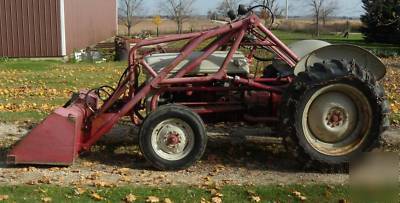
321,0,338,26
307,0,337,36
216,0,240,17
162,0,196,34
252,0,284,17
119,0,144,36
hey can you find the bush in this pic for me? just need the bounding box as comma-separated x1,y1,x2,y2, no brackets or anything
361,0,400,44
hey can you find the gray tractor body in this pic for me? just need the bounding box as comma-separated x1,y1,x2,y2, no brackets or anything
144,51,250,77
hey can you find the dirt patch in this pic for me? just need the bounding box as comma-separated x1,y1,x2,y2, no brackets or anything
0,122,398,187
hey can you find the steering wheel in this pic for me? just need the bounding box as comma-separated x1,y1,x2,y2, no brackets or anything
234,4,275,29
248,5,275,29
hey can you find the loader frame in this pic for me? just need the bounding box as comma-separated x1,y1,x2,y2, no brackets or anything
73,14,298,151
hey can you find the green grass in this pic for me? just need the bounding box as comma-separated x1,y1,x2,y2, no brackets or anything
0,184,353,203
0,184,397,202
0,60,127,122
271,31,399,52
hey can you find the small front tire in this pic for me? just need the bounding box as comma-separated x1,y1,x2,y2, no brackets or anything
139,104,207,170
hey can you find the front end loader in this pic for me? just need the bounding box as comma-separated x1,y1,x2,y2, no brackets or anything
7,5,390,170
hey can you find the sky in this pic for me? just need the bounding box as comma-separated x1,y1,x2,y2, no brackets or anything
142,0,364,17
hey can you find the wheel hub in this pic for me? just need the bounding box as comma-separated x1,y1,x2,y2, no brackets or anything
307,91,357,143
165,131,181,146
151,119,195,161
326,108,345,128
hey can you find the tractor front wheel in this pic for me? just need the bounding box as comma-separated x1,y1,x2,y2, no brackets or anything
281,59,389,165
139,104,207,170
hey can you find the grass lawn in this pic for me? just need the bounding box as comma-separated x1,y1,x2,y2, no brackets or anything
0,61,127,122
0,184,351,203
0,184,396,202
272,31,399,51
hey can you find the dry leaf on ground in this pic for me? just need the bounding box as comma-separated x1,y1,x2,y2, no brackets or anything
292,191,307,201
41,197,52,202
0,195,9,201
200,197,210,203
164,198,173,203
124,193,137,203
250,195,261,202
211,196,222,203
90,192,104,201
146,196,160,203
74,187,86,195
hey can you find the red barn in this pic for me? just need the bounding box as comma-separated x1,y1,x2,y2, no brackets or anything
0,0,118,58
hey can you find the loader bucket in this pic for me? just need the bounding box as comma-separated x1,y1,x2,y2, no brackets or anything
7,106,86,166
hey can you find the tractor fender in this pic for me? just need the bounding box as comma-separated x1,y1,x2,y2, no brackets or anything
273,40,330,76
293,43,386,80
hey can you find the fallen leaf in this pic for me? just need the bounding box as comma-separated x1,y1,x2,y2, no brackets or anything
38,176,52,184
299,196,307,201
213,192,223,198
124,193,137,203
146,196,160,203
93,181,114,188
211,196,222,203
164,198,173,203
90,192,104,201
292,191,301,197
74,187,86,195
114,168,131,175
0,195,9,201
250,195,261,202
41,197,52,202
292,191,307,201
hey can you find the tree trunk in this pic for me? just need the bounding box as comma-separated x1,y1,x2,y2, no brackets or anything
316,15,320,37
127,25,132,36
177,20,183,34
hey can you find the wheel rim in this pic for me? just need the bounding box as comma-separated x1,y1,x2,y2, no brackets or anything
151,118,195,161
302,84,372,156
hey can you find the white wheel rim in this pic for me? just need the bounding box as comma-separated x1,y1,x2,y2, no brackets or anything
302,84,372,156
151,118,195,161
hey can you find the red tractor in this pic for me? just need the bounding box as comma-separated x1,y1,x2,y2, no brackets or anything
8,5,390,170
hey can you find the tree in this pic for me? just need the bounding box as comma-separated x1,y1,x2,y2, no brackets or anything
361,0,400,44
320,1,337,26
207,10,218,20
216,0,240,17
307,0,337,36
163,0,196,34
252,0,284,17
153,16,162,37
119,0,143,36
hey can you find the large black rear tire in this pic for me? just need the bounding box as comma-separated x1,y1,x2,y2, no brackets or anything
280,59,390,165
139,104,207,170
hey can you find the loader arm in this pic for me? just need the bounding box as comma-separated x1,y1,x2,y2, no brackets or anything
8,11,300,165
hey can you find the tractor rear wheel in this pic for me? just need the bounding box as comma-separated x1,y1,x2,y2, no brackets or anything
139,104,207,170
280,59,390,165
